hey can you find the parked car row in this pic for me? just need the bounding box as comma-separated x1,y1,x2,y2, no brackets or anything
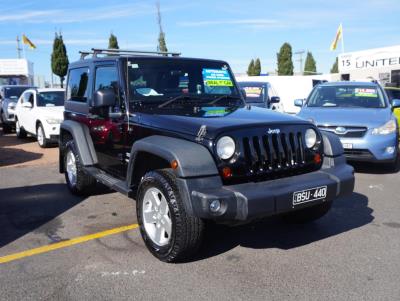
0,85,64,147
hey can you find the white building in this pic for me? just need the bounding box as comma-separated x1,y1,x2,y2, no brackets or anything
0,59,34,85
338,45,400,86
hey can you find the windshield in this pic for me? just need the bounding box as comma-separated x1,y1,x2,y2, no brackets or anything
4,87,31,100
307,85,386,108
37,91,64,107
385,88,400,101
239,83,265,103
127,58,241,108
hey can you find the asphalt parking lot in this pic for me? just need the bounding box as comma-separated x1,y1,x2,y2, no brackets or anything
1,132,400,300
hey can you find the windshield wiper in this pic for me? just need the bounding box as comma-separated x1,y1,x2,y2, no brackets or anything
158,95,201,108
207,94,242,105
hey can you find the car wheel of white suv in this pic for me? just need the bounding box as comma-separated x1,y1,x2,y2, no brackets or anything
37,123,49,148
15,118,27,139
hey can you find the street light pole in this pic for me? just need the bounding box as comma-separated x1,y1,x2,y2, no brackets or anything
294,50,305,75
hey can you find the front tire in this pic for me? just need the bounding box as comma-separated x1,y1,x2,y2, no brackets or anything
282,201,332,224
15,118,27,139
63,140,96,195
137,169,204,262
37,123,49,148
1,112,12,134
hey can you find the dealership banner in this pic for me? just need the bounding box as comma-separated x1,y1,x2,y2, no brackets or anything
338,45,400,72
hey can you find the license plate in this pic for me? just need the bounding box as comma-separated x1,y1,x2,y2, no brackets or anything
292,186,327,206
341,143,353,149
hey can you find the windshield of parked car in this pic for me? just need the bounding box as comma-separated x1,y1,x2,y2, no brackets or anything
127,58,241,108
4,87,30,100
385,88,400,101
238,83,265,103
37,91,64,107
307,85,386,108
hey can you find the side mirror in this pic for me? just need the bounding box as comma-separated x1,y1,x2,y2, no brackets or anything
93,89,116,107
294,99,304,107
270,96,280,103
240,88,247,99
392,99,400,110
22,102,32,108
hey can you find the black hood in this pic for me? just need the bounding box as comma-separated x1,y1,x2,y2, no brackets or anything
134,105,310,140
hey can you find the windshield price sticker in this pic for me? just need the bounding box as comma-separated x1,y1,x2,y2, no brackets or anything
354,88,377,97
244,87,262,97
201,107,229,117
203,69,233,87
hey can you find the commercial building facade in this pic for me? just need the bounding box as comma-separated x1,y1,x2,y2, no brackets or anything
338,45,400,87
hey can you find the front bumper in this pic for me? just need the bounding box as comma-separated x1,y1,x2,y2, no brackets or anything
339,133,398,162
177,157,354,222
43,123,61,140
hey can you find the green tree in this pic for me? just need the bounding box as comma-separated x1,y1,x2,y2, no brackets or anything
330,57,339,73
156,2,168,53
277,42,294,75
51,33,69,88
254,58,261,76
108,33,119,49
304,51,317,75
247,59,255,76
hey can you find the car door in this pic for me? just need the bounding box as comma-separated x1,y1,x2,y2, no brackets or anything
18,91,33,132
89,64,127,179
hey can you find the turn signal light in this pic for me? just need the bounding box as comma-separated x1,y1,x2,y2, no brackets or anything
221,167,232,178
170,160,179,170
314,153,322,164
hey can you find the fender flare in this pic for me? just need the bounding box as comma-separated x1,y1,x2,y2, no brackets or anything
127,135,219,185
321,131,344,157
60,120,98,168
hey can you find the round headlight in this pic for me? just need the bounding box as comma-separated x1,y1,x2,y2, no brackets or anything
216,136,235,160
305,128,317,148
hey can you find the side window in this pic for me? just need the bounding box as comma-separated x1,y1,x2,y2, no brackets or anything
95,66,119,95
67,67,89,102
23,92,32,103
95,66,122,110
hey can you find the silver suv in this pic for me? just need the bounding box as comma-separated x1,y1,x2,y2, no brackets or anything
0,85,34,133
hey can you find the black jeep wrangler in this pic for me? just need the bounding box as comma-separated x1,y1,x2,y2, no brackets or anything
59,49,354,262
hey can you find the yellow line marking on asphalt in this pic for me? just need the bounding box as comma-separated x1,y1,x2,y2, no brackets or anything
0,224,139,265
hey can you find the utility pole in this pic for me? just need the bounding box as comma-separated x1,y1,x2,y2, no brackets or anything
294,50,305,75
16,36,22,58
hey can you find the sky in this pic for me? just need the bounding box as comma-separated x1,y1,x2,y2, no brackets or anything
0,0,399,83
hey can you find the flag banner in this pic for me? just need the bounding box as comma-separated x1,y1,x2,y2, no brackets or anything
330,24,342,51
22,34,36,49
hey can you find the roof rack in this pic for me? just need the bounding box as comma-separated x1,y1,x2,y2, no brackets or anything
79,48,181,59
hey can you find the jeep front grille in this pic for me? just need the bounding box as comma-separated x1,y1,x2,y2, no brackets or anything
242,132,306,172
216,125,323,184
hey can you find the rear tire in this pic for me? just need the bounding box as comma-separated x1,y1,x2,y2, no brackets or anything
137,169,204,262
282,201,332,224
15,118,27,139
63,140,96,195
37,123,49,148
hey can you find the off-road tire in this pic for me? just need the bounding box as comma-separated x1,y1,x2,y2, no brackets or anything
282,201,332,224
37,123,49,148
15,118,27,139
137,169,205,263
63,140,96,196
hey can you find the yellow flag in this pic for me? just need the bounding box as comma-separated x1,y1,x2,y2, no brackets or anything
330,24,342,51
22,34,36,49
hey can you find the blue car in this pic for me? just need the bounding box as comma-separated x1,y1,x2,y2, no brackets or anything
296,81,400,167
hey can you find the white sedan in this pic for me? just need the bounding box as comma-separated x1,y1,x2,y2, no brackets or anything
14,88,65,147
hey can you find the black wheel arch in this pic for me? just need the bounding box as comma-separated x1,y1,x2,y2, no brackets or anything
59,120,98,173
127,135,219,191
